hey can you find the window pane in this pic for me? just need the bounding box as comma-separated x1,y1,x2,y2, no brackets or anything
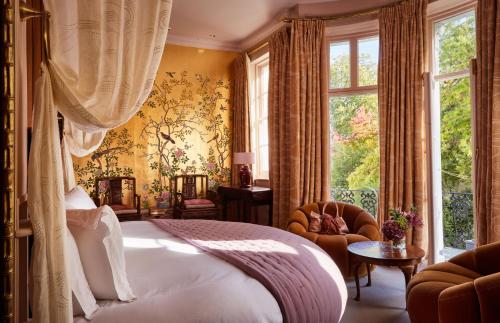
259,120,268,146
435,11,476,75
260,146,269,172
330,94,379,190
358,37,379,87
260,64,269,93
261,93,268,118
330,41,350,89
439,76,473,250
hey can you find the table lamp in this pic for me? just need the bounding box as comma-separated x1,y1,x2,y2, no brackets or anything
233,152,255,188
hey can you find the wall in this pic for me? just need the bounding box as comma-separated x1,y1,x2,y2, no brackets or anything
72,44,237,208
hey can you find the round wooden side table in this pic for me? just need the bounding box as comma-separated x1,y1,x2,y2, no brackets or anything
347,241,425,301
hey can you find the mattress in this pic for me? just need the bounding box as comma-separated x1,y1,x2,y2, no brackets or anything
74,221,283,323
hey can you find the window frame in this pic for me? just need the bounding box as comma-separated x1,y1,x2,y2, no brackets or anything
249,53,270,180
328,31,379,97
327,31,380,192
427,1,477,263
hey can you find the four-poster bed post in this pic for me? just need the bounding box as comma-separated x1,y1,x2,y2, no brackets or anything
0,2,48,322
0,1,16,322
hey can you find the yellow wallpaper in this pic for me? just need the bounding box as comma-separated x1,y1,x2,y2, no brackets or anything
73,44,238,208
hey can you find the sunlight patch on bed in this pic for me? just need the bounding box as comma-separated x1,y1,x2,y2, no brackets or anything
123,237,200,254
192,239,298,254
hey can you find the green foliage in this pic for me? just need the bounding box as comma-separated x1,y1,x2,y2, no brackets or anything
330,93,379,190
437,14,475,193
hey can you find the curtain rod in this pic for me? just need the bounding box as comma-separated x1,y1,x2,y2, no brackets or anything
281,0,435,23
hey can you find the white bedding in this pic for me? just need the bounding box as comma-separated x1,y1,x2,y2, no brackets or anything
74,221,282,323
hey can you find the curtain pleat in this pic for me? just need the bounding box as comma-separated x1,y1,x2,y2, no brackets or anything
378,0,431,256
269,20,329,229
231,53,251,186
474,0,500,245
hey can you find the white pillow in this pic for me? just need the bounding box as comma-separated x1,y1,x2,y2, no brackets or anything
67,205,135,301
67,229,99,319
65,186,97,210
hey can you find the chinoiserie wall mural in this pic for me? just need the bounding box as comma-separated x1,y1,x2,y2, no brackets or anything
72,44,237,208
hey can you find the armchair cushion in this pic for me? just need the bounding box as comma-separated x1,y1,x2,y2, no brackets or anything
288,201,379,277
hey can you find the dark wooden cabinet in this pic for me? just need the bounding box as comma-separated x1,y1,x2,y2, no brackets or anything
217,186,273,226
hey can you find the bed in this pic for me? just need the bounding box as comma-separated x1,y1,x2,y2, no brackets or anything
73,220,347,323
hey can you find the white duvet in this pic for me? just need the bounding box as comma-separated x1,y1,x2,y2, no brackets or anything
74,221,282,323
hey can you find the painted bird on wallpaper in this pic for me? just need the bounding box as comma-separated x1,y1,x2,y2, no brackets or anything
206,133,219,144
161,132,176,144
91,147,127,160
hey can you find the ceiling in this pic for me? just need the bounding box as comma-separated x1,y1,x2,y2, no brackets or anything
166,0,401,51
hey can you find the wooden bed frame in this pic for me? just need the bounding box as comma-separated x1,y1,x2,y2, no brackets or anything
1,1,44,322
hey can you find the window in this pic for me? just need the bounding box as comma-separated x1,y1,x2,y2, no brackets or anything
329,35,380,209
430,9,476,259
249,54,269,179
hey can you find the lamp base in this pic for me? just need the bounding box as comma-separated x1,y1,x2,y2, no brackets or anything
239,165,252,188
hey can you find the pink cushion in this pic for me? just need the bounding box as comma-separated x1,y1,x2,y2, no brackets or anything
308,211,322,233
184,199,214,206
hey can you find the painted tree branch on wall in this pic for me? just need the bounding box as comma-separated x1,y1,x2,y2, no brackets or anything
195,74,232,189
139,71,202,197
73,128,143,194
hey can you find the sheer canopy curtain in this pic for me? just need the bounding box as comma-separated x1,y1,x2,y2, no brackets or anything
27,1,171,322
231,53,251,186
269,20,330,229
378,0,431,256
474,0,500,245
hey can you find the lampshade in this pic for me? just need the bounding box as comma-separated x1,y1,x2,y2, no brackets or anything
233,152,255,164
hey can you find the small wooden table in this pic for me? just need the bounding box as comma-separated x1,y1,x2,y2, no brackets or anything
347,241,425,301
217,186,273,225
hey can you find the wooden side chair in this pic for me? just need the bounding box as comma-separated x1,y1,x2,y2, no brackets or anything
170,174,219,220
94,176,141,221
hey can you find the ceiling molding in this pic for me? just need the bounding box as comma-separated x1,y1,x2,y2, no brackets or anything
166,34,241,52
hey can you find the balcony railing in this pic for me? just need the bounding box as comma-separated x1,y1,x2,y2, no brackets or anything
330,188,473,250
442,192,473,249
330,188,378,218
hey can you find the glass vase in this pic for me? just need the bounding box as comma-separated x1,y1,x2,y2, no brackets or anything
392,237,406,250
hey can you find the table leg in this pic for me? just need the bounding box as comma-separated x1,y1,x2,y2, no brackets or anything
366,263,372,287
400,266,414,287
354,262,362,301
400,265,415,310
413,264,419,276
267,203,273,226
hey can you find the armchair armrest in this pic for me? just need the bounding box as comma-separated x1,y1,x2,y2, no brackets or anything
475,241,500,275
356,223,380,241
474,272,500,323
438,282,480,323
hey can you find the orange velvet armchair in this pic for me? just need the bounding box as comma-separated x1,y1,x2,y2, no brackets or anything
288,201,380,278
407,241,500,323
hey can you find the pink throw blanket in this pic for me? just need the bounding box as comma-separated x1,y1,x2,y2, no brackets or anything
150,219,346,323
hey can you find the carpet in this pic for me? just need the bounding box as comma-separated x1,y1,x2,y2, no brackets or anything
341,266,411,323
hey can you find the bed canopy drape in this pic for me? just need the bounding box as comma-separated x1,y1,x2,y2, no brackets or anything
27,1,172,321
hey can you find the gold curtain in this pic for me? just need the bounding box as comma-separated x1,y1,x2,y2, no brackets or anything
474,0,500,245
269,20,330,229
378,0,431,255
231,53,251,186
